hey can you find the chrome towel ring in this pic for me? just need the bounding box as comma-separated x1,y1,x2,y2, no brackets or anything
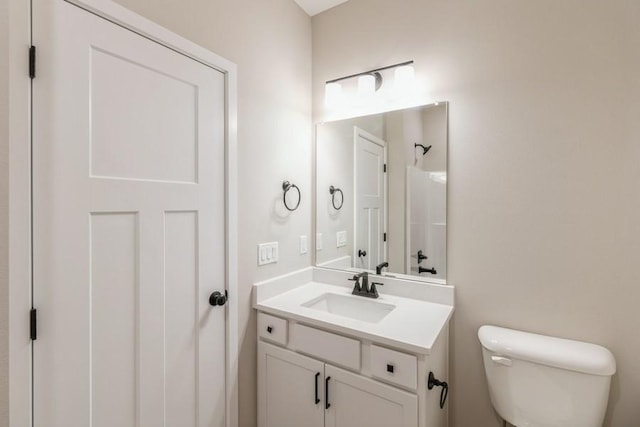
282,181,301,212
329,186,344,210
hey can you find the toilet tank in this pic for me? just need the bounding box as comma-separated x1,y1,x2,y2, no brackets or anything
478,325,616,427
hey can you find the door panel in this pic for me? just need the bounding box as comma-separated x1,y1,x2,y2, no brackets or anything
32,1,226,426
90,47,199,183
90,213,138,427
258,342,325,427
354,127,386,270
325,364,418,427
164,211,198,426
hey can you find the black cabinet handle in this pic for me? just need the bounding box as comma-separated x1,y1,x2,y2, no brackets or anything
315,372,320,404
387,364,394,373
358,249,367,257
325,376,331,409
267,326,273,334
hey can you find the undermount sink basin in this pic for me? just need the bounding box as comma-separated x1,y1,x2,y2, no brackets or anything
302,292,395,323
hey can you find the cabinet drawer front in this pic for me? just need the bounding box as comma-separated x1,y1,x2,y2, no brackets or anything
258,312,288,346
370,345,417,390
291,324,361,371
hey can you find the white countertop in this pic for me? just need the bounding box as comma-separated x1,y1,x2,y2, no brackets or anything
254,278,453,355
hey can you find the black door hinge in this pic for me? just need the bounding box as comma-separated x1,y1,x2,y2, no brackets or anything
383,164,387,173
30,308,37,340
29,46,36,79
383,232,387,242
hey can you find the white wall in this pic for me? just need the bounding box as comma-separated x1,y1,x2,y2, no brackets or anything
109,1,311,426
312,1,640,426
0,0,9,422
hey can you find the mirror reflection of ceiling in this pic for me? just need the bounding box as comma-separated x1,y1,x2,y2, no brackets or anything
294,0,350,16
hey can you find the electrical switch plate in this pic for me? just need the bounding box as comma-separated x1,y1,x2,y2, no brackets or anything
258,242,278,266
299,235,308,254
316,233,323,251
336,231,347,248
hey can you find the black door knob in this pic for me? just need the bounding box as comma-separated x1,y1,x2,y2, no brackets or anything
209,291,227,306
358,249,367,257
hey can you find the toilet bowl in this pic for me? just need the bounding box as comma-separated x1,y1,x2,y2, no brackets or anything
478,325,616,427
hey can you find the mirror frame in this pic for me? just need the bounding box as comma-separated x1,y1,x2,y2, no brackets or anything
312,102,449,285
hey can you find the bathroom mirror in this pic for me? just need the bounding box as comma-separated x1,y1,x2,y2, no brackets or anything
315,103,448,283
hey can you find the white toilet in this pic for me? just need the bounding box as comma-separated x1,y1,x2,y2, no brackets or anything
478,325,616,427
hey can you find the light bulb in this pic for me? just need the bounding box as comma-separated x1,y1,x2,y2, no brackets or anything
358,74,376,97
325,82,342,108
394,65,415,93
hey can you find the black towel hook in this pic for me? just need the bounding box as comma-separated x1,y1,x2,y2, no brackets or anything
282,181,301,211
329,186,344,210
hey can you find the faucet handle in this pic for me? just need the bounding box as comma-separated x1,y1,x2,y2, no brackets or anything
349,275,361,293
369,282,384,298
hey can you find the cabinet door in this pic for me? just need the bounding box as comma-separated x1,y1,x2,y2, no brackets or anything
325,364,418,427
258,341,325,427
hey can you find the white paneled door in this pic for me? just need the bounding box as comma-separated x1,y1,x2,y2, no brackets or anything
32,1,227,426
354,127,387,271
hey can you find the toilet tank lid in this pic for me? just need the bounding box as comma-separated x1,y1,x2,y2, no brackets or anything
478,325,616,376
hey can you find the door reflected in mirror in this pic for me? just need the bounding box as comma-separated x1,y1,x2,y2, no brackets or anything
315,103,447,283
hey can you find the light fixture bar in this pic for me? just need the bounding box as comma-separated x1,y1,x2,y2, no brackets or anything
325,60,414,84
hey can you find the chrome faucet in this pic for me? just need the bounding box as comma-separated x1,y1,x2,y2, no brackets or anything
349,272,383,299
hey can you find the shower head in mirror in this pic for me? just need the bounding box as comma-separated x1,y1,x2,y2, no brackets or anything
415,143,432,156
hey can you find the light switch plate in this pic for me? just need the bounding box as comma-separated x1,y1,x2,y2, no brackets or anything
299,235,308,254
336,231,347,248
258,242,278,266
316,233,323,251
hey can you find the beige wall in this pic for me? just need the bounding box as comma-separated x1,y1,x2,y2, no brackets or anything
0,0,10,422
110,1,311,426
313,1,640,426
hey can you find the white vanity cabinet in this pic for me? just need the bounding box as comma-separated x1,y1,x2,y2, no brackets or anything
257,311,449,427
258,342,324,427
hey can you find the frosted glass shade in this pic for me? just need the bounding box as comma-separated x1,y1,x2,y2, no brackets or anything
358,74,376,97
394,65,415,93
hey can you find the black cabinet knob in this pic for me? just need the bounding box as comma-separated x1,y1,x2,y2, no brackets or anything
267,326,273,334
358,249,367,257
387,364,394,373
209,291,227,306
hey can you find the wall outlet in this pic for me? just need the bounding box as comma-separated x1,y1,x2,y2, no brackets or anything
336,231,347,248
316,233,323,251
299,235,308,254
258,242,278,266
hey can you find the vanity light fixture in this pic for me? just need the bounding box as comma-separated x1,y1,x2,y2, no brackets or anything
325,60,414,105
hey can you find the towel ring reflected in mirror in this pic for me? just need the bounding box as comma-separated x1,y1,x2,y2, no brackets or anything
282,180,301,211
329,186,344,210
